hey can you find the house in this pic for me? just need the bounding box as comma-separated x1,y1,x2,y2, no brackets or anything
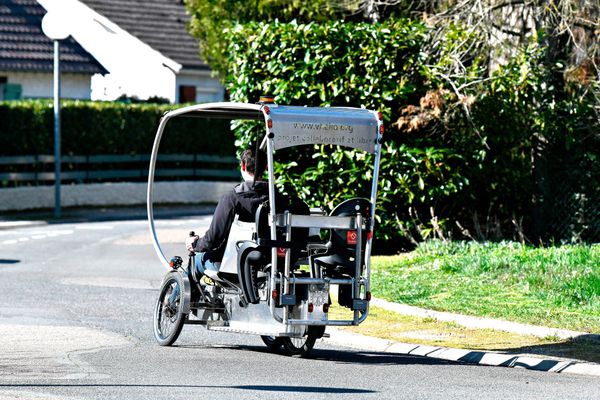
0,0,106,100
0,0,224,103
79,0,224,103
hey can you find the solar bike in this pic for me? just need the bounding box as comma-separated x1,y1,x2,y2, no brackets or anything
147,101,383,357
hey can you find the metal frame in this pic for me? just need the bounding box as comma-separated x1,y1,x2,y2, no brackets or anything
147,101,383,330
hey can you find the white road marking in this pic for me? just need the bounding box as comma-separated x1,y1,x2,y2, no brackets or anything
61,276,157,290
46,230,74,237
0,228,74,246
75,225,114,230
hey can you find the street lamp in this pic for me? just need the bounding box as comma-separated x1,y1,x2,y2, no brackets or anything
41,12,70,218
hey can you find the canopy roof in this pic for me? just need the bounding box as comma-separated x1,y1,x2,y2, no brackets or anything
168,102,380,153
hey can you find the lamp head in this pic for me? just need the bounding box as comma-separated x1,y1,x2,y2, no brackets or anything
41,12,70,40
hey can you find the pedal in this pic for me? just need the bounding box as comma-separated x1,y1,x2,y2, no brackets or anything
201,275,215,286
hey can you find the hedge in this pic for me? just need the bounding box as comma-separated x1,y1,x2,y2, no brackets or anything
0,100,235,156
222,20,599,248
223,19,471,250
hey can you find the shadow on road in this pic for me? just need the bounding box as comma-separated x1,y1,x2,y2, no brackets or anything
309,348,460,366
175,343,461,367
492,334,600,364
0,383,375,394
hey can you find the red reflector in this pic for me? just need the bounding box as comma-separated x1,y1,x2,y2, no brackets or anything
308,303,314,313
323,303,330,313
267,119,273,129
277,247,286,258
366,291,372,301
367,231,373,240
347,230,357,245
272,290,278,300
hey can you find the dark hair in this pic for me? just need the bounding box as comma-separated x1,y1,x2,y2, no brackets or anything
241,147,267,176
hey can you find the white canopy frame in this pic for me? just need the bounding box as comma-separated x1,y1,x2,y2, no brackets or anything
147,101,383,325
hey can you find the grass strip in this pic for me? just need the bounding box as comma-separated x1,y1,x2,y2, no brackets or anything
370,241,600,333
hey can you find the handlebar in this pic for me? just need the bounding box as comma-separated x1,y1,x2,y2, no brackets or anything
188,230,199,256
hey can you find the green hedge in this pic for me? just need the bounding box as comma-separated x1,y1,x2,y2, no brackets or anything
223,20,470,250
222,20,599,248
0,100,235,156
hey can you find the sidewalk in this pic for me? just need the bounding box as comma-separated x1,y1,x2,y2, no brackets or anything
371,298,594,341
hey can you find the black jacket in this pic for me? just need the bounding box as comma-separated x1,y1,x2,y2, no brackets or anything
194,180,269,261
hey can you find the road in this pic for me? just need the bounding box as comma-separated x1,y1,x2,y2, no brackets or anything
0,216,598,399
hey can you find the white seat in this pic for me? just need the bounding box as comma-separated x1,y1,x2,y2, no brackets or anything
216,215,256,275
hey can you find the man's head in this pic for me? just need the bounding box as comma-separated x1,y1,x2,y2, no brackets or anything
240,147,267,181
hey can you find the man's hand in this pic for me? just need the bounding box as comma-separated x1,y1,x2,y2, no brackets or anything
185,235,199,252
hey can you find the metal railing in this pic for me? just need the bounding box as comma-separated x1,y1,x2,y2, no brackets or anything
0,154,240,186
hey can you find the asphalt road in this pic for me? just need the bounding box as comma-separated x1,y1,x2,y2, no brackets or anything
0,216,598,399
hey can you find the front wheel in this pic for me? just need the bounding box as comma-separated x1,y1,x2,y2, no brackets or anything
281,326,323,358
154,271,187,346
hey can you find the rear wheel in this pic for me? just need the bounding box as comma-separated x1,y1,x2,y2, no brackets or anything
261,336,284,351
281,327,323,357
154,272,187,346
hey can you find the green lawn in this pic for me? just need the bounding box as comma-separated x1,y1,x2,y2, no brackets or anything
370,241,600,333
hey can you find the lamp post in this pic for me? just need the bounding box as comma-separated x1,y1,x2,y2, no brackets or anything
42,12,70,218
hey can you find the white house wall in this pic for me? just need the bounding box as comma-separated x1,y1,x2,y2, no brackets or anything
1,71,91,99
91,69,177,102
176,71,224,103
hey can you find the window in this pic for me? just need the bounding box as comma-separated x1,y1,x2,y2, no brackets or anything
179,85,196,103
1,78,22,101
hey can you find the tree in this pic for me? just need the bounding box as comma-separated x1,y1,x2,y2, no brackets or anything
185,0,336,76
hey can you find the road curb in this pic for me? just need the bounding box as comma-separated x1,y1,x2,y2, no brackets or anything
325,328,600,377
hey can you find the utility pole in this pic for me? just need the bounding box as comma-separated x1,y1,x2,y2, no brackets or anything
41,12,70,218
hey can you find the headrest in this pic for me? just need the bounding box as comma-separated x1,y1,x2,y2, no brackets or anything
329,198,371,255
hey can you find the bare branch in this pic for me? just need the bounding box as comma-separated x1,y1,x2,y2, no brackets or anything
430,70,490,149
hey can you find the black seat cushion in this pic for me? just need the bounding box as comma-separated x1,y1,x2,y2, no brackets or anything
315,198,372,276
255,194,310,267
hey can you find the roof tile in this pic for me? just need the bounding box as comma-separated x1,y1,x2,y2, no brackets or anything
0,0,106,74
80,0,209,71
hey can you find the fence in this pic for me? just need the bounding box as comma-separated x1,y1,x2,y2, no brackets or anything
0,154,240,186
547,162,600,243
548,187,600,243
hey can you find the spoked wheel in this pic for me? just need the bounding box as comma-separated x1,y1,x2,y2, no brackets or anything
154,271,187,346
281,326,323,358
261,335,284,351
